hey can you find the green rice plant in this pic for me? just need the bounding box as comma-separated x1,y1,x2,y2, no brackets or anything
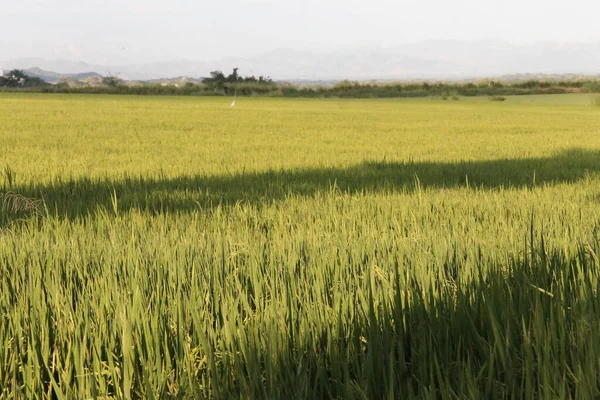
1,93,600,398
3,165,15,188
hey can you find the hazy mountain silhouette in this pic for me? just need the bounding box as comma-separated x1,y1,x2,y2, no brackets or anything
2,40,599,80
21,67,103,83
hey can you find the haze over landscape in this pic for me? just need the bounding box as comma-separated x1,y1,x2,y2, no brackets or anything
2,0,600,80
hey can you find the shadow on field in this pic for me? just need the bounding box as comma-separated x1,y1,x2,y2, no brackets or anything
4,148,600,220
204,244,600,399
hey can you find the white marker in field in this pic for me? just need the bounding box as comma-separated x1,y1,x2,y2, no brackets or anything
230,90,237,107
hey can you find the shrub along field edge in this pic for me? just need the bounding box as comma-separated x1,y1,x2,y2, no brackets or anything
2,78,600,98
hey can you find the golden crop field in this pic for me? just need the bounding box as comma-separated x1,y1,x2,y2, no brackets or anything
2,93,600,398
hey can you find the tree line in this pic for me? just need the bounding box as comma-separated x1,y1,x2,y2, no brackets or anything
2,67,599,98
201,68,273,87
0,69,48,88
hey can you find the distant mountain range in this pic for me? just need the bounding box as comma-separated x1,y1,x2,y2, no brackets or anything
21,67,103,83
2,40,600,81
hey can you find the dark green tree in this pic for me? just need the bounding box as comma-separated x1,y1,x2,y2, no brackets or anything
226,68,242,83
102,75,123,87
1,69,27,87
202,71,226,87
202,68,272,88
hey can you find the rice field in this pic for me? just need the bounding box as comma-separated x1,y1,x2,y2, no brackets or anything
2,93,600,399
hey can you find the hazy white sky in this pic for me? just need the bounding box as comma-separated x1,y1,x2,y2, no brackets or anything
1,0,599,63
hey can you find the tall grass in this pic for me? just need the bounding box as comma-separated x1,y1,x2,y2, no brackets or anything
2,93,600,398
2,203,600,398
